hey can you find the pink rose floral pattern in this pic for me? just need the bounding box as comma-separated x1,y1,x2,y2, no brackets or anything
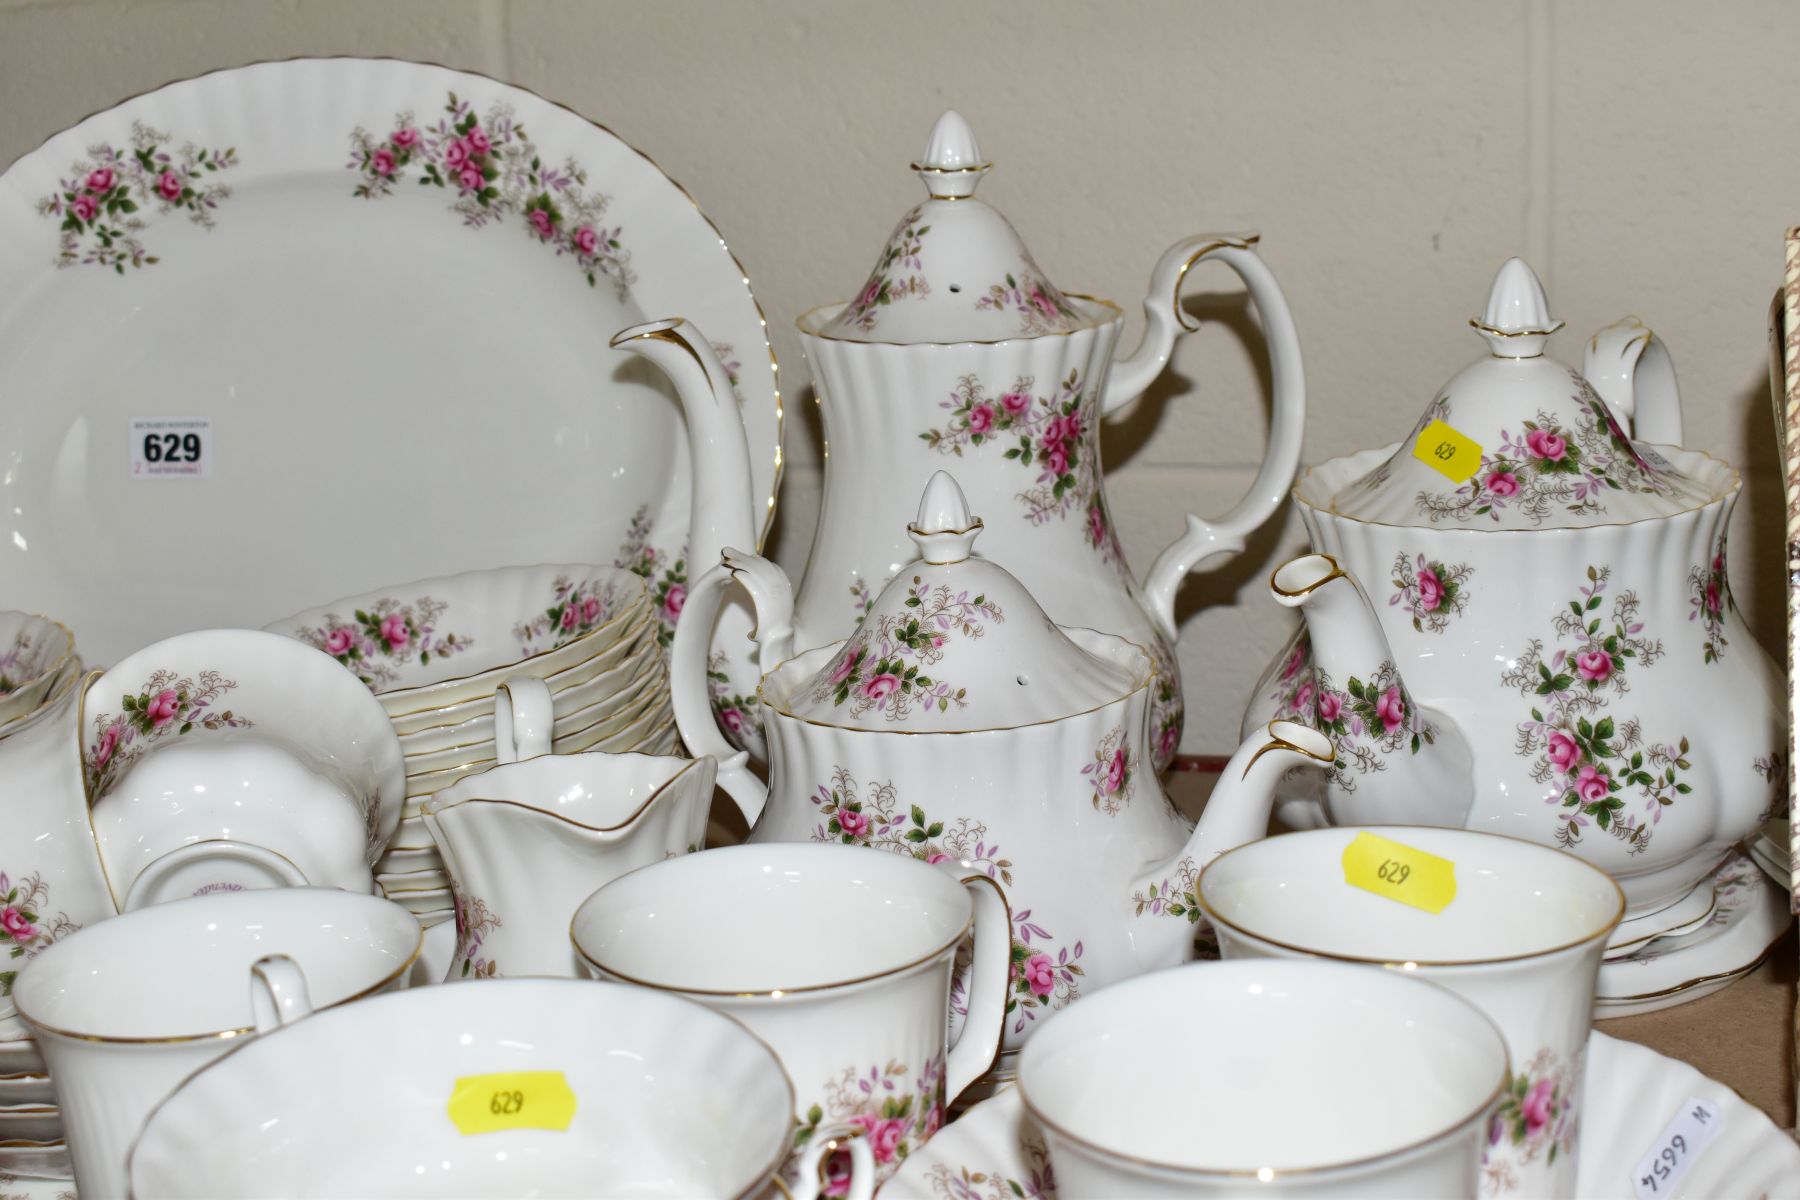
0,872,79,999
1688,536,1731,663
1081,726,1134,815
792,1056,946,1190
1390,552,1473,635
810,578,1004,722
294,596,472,691
810,768,1014,882
1266,630,1319,725
1146,639,1185,773
920,372,1114,555
0,629,58,696
37,120,237,273
1411,379,1671,525
613,505,687,649
923,1133,1056,1200
1309,662,1437,792
975,270,1082,336
706,650,758,746
1502,566,1692,854
451,886,501,980
1129,855,1224,958
85,670,250,800
1007,908,1083,1035
511,574,622,654
349,92,633,298
840,204,932,331
1482,1048,1579,1195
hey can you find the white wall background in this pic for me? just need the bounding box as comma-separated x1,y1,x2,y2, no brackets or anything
1,0,1791,754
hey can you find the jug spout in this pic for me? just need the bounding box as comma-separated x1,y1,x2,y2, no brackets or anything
1269,553,1477,828
611,317,759,586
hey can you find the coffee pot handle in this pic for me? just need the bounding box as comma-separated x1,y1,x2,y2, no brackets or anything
944,873,1011,1105
1584,316,1684,445
494,676,553,764
249,953,314,1034
1111,234,1307,642
789,1123,877,1200
670,556,776,828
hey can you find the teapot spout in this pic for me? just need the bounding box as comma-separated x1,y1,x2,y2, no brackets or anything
1269,553,1477,828
1153,720,1334,884
611,317,759,575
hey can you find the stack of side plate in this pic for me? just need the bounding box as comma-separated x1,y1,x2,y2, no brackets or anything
0,1017,64,1182
370,591,673,928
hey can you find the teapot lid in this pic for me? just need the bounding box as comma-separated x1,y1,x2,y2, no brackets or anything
807,111,1097,343
777,472,1146,729
1325,258,1721,528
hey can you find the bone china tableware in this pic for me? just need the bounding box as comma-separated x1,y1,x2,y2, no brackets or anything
1199,826,1622,1197
672,472,1334,1065
423,737,714,980
13,888,421,1198
648,110,1306,772
0,615,75,734
80,629,406,908
0,59,782,717
127,978,873,1199
1249,257,1783,931
1017,959,1508,1197
572,842,1009,1189
886,1030,1800,1200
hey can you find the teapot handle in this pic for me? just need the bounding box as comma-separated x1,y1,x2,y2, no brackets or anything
1584,317,1683,445
1120,235,1307,642
669,555,781,828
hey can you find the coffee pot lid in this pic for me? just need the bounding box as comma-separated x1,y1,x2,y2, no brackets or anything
1326,258,1720,528
808,111,1097,343
779,472,1145,730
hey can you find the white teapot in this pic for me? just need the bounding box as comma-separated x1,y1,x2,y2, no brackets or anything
1246,259,1783,922
632,111,1307,772
672,472,1333,1064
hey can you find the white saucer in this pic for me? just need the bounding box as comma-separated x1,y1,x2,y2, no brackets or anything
884,1031,1800,1199
414,916,458,985
1604,881,1718,959
0,1168,73,1197
1596,852,1792,1017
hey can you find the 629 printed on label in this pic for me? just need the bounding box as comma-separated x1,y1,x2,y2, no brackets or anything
131,417,212,479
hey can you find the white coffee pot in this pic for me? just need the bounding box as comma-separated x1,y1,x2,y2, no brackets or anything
1246,259,1783,922
632,111,1307,772
672,471,1334,1062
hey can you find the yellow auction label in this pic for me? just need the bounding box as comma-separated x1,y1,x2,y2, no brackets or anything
1411,419,1482,483
447,1070,577,1136
1341,832,1456,914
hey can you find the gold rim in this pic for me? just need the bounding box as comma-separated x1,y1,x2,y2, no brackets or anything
1297,443,1742,534
1469,318,1565,337
759,632,1155,734
400,659,661,759
424,756,704,832
16,915,424,1045
1,55,786,557
1017,1012,1508,1180
796,293,1125,347
1267,554,1345,598
1241,721,1336,779
1170,235,1262,333
1599,910,1791,1003
1196,826,1627,968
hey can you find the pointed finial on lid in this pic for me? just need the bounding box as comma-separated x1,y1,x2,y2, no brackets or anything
1471,257,1564,357
909,471,983,564
914,110,990,199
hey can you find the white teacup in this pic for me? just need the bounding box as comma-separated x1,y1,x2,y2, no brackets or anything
13,888,421,1198
128,977,874,1199
1199,826,1624,1197
424,745,715,981
572,843,1010,1190
1017,959,1509,1197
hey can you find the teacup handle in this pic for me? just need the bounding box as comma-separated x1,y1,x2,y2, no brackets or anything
789,1122,876,1200
944,873,1011,1104
495,676,553,764
249,953,315,1034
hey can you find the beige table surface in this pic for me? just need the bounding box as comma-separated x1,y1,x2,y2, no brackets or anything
1161,768,1798,1129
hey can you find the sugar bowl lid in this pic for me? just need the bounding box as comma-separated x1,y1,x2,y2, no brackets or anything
806,111,1096,343
780,472,1146,730
1325,258,1721,529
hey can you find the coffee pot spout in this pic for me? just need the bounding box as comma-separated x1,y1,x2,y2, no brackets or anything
1269,553,1478,828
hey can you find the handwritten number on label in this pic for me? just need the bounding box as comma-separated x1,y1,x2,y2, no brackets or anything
1376,859,1411,886
1632,1098,1721,1199
489,1089,524,1116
